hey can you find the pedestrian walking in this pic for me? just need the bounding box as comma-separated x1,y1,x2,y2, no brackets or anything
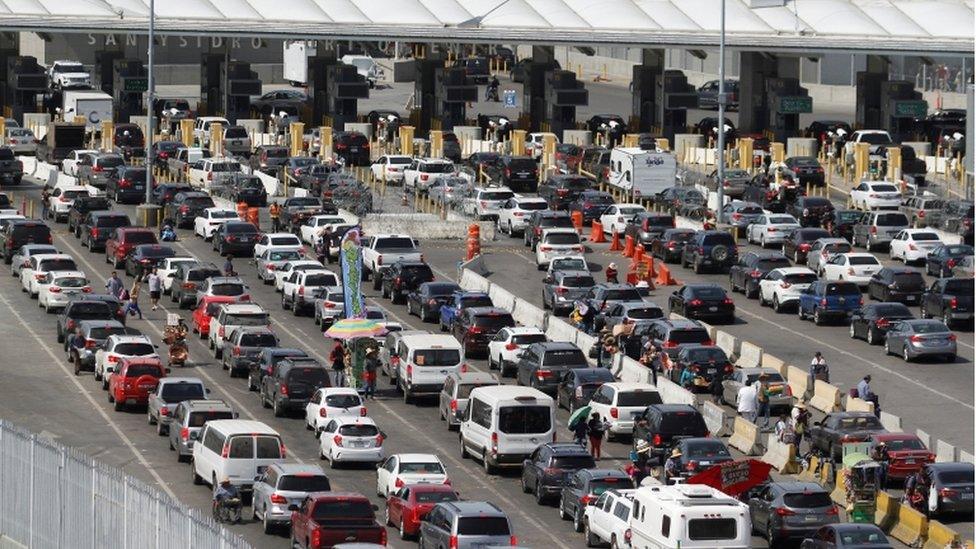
737,380,758,424
791,403,810,453
329,342,346,387
105,271,124,298
586,413,606,460
147,268,162,310
40,185,51,220
223,255,235,277
572,416,588,449
605,263,618,284
125,280,143,319
363,347,379,399
756,374,772,429
269,202,282,233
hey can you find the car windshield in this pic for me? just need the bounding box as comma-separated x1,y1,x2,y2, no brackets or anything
944,279,974,295
188,269,220,282
541,217,576,229
665,329,709,344
457,517,510,536
482,191,514,201
511,334,547,346
456,383,496,399
138,247,174,259
98,157,124,168
54,277,88,288
225,224,257,235
848,256,880,266
685,441,732,459
414,491,458,504
838,416,883,430
124,364,161,377
616,390,662,407
278,475,331,492
498,405,551,434
459,295,493,307
783,273,818,284
872,304,912,317
225,313,269,326
211,283,245,296
125,232,157,245
400,461,445,474
560,276,594,288
160,383,205,402
374,237,415,250
860,133,892,145
871,184,898,192
413,349,461,366
882,438,926,451
838,530,889,544
551,258,587,271
684,348,728,363
325,394,362,408
40,259,77,271
769,216,796,224
784,492,832,508
88,326,126,339
546,233,580,245
936,469,974,484
627,307,662,320
908,322,950,334
659,412,707,435
96,216,130,228
892,273,924,288
689,286,727,300
518,201,548,211
910,232,940,241
264,148,287,158
543,349,587,366
604,289,642,301
311,500,374,521
208,211,237,220
187,410,233,427
423,163,454,173
745,372,785,384
286,367,329,386
269,251,301,261
70,303,112,318
756,257,791,271
305,274,338,287
115,343,155,355
551,455,596,469
688,518,737,541
338,423,378,437
825,283,862,295
472,314,514,330
239,333,277,347
876,214,908,226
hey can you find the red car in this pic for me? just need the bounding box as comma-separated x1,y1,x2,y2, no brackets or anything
108,357,166,411
869,433,934,481
105,227,158,268
384,483,459,539
191,295,238,338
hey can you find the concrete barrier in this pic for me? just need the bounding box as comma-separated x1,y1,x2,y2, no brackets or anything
701,401,730,437
211,196,237,211
618,355,653,384
936,440,958,463
735,341,763,368
875,490,899,531
924,520,962,549
668,312,687,322
488,284,517,313
786,365,810,401
698,320,716,341
728,417,762,456
809,380,841,413
916,429,931,449
889,503,929,547
512,298,546,330
960,451,975,464
715,330,738,360
761,354,787,377
253,170,281,195
879,411,902,432
459,268,491,293
798,455,832,486
761,434,801,474
655,377,696,406
845,396,875,414
17,156,37,176
830,470,847,505
362,214,493,241
576,333,598,362
545,317,578,346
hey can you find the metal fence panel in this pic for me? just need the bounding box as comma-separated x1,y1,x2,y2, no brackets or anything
31,437,62,549
63,449,96,549
94,464,125,549
1,424,32,544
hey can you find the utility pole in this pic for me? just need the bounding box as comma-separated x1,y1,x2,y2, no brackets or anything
716,0,726,212
145,0,155,204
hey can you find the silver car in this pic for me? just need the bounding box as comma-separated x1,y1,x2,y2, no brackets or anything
719,200,764,230
11,244,59,277
721,368,793,411
418,501,515,549
167,399,235,462
252,463,332,533
5,128,37,155
806,238,853,271
884,319,957,362
147,377,208,436
438,372,500,430
255,248,303,283
747,482,839,546
542,270,595,316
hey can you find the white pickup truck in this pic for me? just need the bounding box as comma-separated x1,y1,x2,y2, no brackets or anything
61,149,98,177
187,157,242,190
168,147,211,181
844,129,893,160
362,234,423,290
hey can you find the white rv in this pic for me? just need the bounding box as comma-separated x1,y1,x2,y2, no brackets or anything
608,148,677,199
629,483,751,549
61,90,113,130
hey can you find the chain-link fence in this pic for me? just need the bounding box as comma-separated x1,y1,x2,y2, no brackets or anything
0,420,251,549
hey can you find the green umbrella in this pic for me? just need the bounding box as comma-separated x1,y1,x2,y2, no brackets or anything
842,452,874,469
568,405,592,430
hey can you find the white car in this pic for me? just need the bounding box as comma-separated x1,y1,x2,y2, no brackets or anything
889,229,943,264
819,252,882,286
486,326,547,376
21,254,77,297
464,186,515,220
758,266,818,312
61,149,98,177
375,453,449,498
370,155,412,183
94,334,158,389
299,214,353,246
402,158,454,191
806,238,852,271
48,186,93,222
273,260,324,291
547,256,590,277
253,232,303,258
586,382,661,441
37,271,90,312
47,60,91,89
304,388,367,435
281,269,339,314
850,181,902,210
746,214,800,247
535,228,584,269
193,208,238,240
495,196,548,236
157,257,196,294
318,416,385,467
583,489,636,548
10,244,59,277
599,204,646,237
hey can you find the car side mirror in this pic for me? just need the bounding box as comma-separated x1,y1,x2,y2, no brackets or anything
288,504,299,512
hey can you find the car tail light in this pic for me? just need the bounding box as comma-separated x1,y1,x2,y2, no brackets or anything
948,333,957,341
395,477,404,488
775,507,796,516
947,259,956,268
232,346,241,356
624,529,632,543
266,264,275,271
731,213,742,221
310,530,321,549
279,383,289,396
450,399,457,411
420,173,429,181
950,297,958,309
160,406,169,416
107,355,119,363
908,244,918,251
940,488,959,498
449,535,459,549
535,369,552,379
220,443,230,458
918,210,926,218
539,246,552,252
360,407,367,416
505,343,517,350
82,286,92,293
318,408,327,417
467,326,483,334
780,281,792,289
909,334,924,343
875,318,889,328
869,226,877,234
406,364,413,378
333,434,343,447
490,432,498,455
49,286,61,293
460,363,469,373
798,243,811,251
270,493,287,504
689,299,703,307
702,339,714,346
34,273,45,281
652,434,662,446
826,506,839,516
820,298,828,306
218,327,225,338
663,340,678,348
182,282,196,290
92,166,103,173
555,287,568,295
180,427,189,441
66,320,76,330
698,247,705,255
207,172,213,181
685,460,698,471
85,339,97,349
610,407,618,419
723,297,734,305
666,240,677,249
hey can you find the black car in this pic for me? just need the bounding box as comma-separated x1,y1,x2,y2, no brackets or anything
150,182,193,206
57,296,127,343
514,341,588,394
282,196,330,232
166,191,216,229
222,174,268,207
283,156,319,183
668,284,735,323
622,319,712,360
585,114,627,146
485,155,538,193
568,191,615,225
695,116,736,143
105,166,151,204
788,196,835,228
333,131,370,166
671,345,733,389
251,89,308,116
453,307,516,357
625,212,675,249
806,120,853,143
538,175,592,211
925,244,974,277
729,251,791,298
697,79,739,109
666,437,733,479
0,220,51,263
782,228,832,264
211,221,260,256
124,244,176,277
866,267,925,304
67,195,112,235
406,281,462,323
632,404,709,464
680,230,738,274
821,209,861,241
149,140,182,171
80,212,130,252
556,367,615,412
558,469,633,532
650,228,696,263
849,302,915,345
247,347,309,392
250,145,289,176
781,156,825,186
380,260,435,304
524,210,575,250
300,164,342,195
260,357,330,417
920,277,974,327
509,58,561,83
809,412,887,461
520,443,595,504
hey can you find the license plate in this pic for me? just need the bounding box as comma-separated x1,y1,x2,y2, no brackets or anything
804,515,819,522
707,368,716,374
708,306,718,312
349,441,365,448
904,459,915,464
905,295,915,302
962,493,973,500
350,148,359,153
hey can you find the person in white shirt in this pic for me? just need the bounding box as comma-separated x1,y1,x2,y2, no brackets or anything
147,268,162,311
736,381,758,423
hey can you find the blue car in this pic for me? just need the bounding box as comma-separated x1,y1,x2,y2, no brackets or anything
797,280,863,325
438,291,494,332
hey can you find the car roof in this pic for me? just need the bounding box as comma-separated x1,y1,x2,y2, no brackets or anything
555,270,591,279
769,267,816,275
181,399,233,411
203,419,279,436
769,481,828,493
160,377,204,385
452,372,500,384
394,453,443,463
529,341,580,351
501,326,545,335
544,442,591,455
438,501,504,516
647,403,699,413
270,463,327,476
219,303,265,314
602,382,657,392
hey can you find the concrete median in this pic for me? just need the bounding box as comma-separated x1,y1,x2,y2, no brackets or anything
16,155,37,176
655,377,696,406
786,365,810,401
459,268,491,293
668,312,687,322
845,396,875,414
728,417,762,456
488,284,517,313
618,355,653,384
735,341,763,368
363,214,495,241
798,455,831,486
512,298,546,331
701,401,730,437
830,470,847,505
545,317,578,345
924,520,962,549
874,490,899,531
809,380,841,413
576,333,598,363
253,170,281,195
761,434,800,474
936,440,958,463
761,354,787,377
879,411,902,432
715,330,738,360
889,502,929,547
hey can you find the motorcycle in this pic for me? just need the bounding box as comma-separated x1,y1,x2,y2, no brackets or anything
163,325,188,368
212,497,242,524
485,85,500,102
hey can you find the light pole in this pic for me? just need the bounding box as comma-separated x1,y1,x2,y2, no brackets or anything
715,0,726,213
145,0,155,205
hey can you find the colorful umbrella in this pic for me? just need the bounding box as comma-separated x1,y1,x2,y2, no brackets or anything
324,318,388,340
568,405,592,430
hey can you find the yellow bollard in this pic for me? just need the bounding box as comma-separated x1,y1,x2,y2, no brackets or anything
655,138,670,152
319,126,331,160
511,129,526,158
210,122,223,157
738,137,754,171
101,120,114,152
399,126,415,156
288,122,304,158
430,130,443,159
180,119,194,148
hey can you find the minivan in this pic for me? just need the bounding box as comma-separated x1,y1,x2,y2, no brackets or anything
191,419,285,493
419,501,515,549
168,399,236,462
394,333,465,404
439,371,501,430
632,404,709,464
459,385,555,474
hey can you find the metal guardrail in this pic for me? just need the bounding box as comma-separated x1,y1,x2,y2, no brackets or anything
0,420,251,549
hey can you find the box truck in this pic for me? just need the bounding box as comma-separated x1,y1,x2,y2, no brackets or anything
283,41,315,86
608,147,677,198
61,90,113,130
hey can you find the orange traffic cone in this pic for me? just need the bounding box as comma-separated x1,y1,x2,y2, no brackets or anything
590,221,607,243
622,235,635,258
633,245,645,263
655,264,680,286
608,230,622,251
646,256,657,279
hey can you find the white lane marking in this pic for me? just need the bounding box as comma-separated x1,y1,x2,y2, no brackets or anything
0,291,179,500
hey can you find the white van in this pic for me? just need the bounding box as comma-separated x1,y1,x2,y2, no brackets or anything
459,385,555,474
395,333,464,404
193,116,230,147
608,148,677,199
629,483,751,549
191,419,285,493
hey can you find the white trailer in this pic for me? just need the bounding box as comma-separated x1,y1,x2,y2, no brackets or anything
283,41,316,85
608,147,677,199
61,90,113,130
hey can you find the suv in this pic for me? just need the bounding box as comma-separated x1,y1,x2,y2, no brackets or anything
108,357,166,411
625,212,675,250
524,210,575,250
212,221,260,256
728,251,791,298
787,196,835,228
681,230,738,273
57,296,125,343
105,227,157,268
538,175,592,210
486,155,539,193
221,327,279,377
106,166,151,204
248,347,308,392
0,220,52,263
380,260,434,304
515,342,588,394
67,195,112,236
747,482,839,546
452,307,516,357
250,145,290,176
782,228,831,265
253,463,332,534
171,262,222,309
542,270,595,316
559,469,634,533
166,191,216,228
208,303,270,358
260,357,330,417
112,123,145,159
168,399,236,463
521,443,596,504
866,267,925,304
66,319,128,374
623,319,713,360
78,153,124,189
80,212,130,251
146,377,208,436
853,211,909,252
632,404,709,464
418,501,514,549
921,277,974,327
797,280,863,325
